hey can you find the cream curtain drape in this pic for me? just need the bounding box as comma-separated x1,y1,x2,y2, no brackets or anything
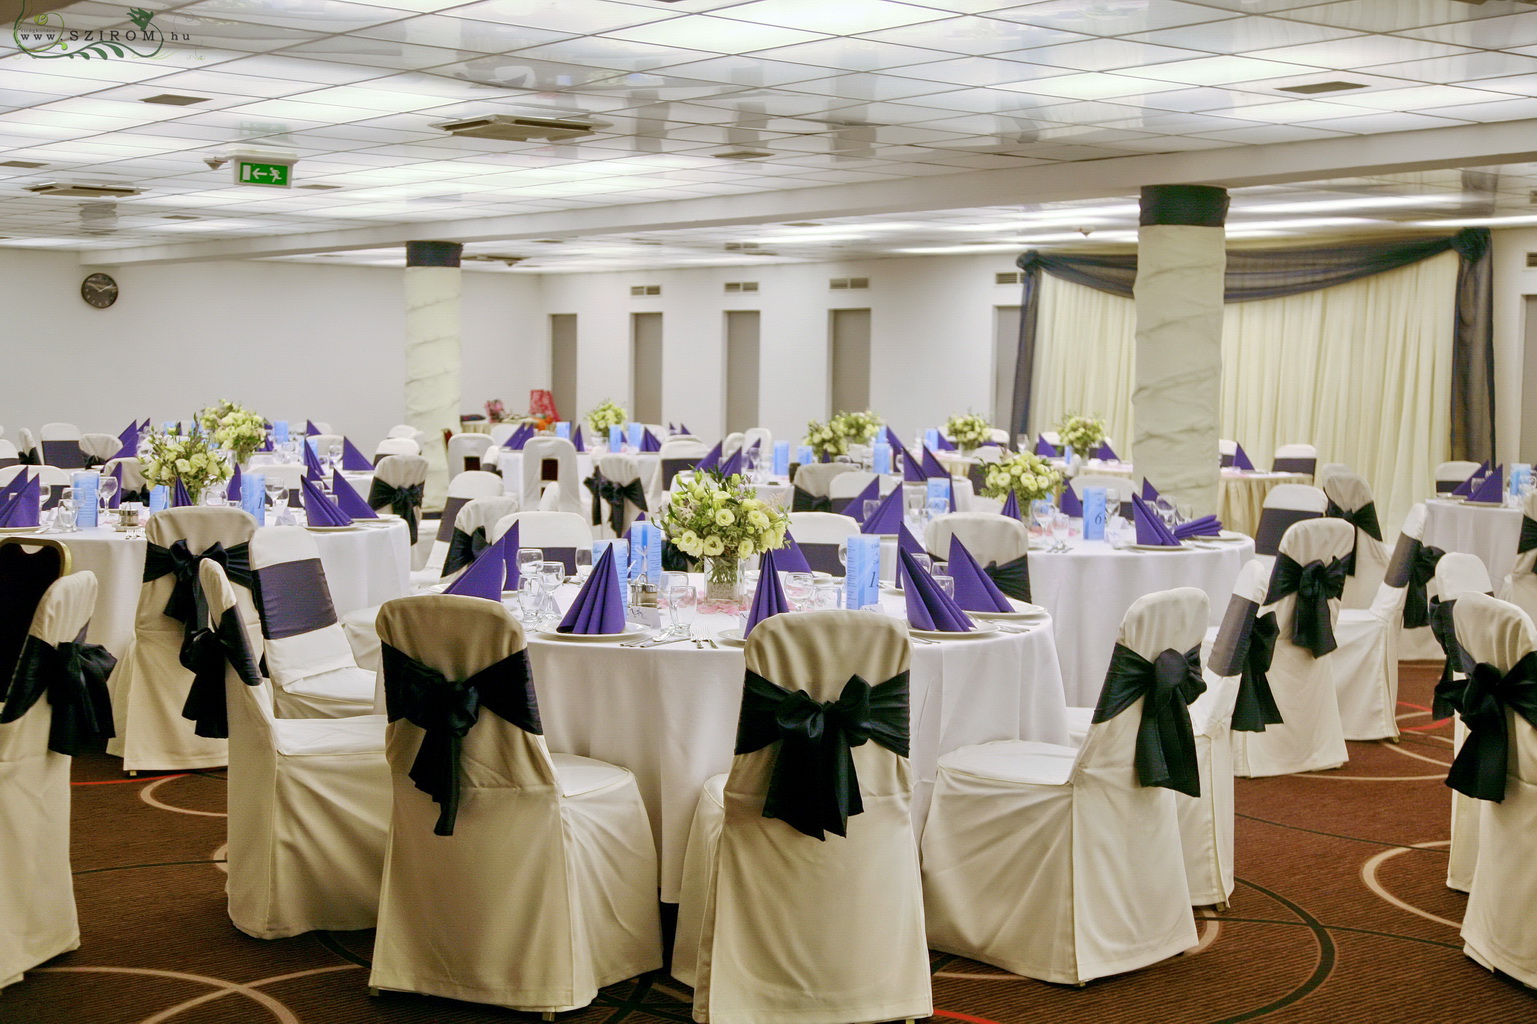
1029,251,1457,531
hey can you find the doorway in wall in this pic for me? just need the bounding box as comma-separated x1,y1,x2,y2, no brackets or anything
632,312,663,425
550,313,576,422
724,310,760,434
828,308,871,415
993,305,1022,430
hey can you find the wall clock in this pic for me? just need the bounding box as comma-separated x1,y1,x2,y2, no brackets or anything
81,273,118,308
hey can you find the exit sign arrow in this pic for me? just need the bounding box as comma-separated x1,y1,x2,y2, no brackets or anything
237,160,291,187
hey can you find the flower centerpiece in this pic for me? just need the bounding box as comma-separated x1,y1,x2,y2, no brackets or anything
659,471,789,606
197,400,266,465
981,451,1061,503
1057,413,1107,458
830,409,882,446
141,427,233,504
945,412,993,453
804,418,847,462
586,399,627,440
484,398,507,423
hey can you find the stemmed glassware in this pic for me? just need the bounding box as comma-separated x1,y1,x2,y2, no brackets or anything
266,478,289,524
1049,512,1071,553
98,475,118,524
537,560,565,626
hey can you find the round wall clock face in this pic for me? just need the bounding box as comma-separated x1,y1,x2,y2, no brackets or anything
81,273,118,308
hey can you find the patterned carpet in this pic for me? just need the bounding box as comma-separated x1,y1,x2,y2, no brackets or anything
5,663,1534,1023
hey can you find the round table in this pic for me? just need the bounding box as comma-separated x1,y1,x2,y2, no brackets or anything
1422,497,1521,587
28,519,411,656
1218,470,1310,537
523,581,1068,901
1025,532,1255,706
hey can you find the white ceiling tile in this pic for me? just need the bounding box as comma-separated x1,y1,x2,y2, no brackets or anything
277,37,471,71
878,57,1069,88
610,16,826,54
353,15,575,52
1126,16,1359,51
1004,39,1206,73
995,74,1172,101
1322,84,1523,111
1214,97,1404,123
739,37,960,70
719,0,948,35
1399,12,1537,50
629,55,831,88
1242,36,1475,68
1275,0,1524,34
987,0,1238,35
1419,95,1537,122
1299,110,1471,134
1133,86,1258,113
215,53,400,84
1360,51,1537,85
1120,55,1324,86
777,72,969,101
856,16,1091,55
178,0,410,33
1192,123,1355,144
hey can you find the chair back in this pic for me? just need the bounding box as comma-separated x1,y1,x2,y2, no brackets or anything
487,422,518,447
0,438,17,468
447,432,495,474
309,433,344,455
924,511,1028,565
1271,443,1317,476
435,471,504,539
0,571,98,762
40,422,84,469
1254,484,1327,556
1218,439,1237,466
199,558,277,739
442,496,519,580
103,457,149,499
1322,471,1387,608
1069,473,1134,506
491,511,591,573
1201,560,1269,730
1452,594,1537,787
793,463,858,513
39,422,80,440
375,438,420,458
1435,460,1482,494
248,527,354,691
597,454,647,535
722,432,745,458
79,433,120,465
15,428,38,464
787,511,860,545
0,537,71,695
659,438,708,461
387,424,417,439
521,436,581,516
743,427,772,454
828,470,880,511
1439,552,1493,601
1266,518,1354,652
140,507,259,643
372,455,428,492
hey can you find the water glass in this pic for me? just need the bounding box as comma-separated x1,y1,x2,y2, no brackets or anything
668,583,697,632
1104,488,1119,518
328,443,342,469
863,499,880,523
1031,499,1054,536
784,571,814,610
98,475,118,519
932,574,955,600
53,496,77,533
911,553,933,578
574,547,593,579
517,577,542,624
1051,512,1071,551
517,548,544,582
814,579,841,610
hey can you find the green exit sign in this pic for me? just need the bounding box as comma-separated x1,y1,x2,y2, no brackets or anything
237,160,291,187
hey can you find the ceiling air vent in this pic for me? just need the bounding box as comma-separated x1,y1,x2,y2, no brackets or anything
141,93,208,106
1277,80,1367,95
724,281,759,293
297,183,342,190
1526,252,1537,269
0,160,46,168
725,241,762,251
714,150,772,160
630,285,661,297
996,271,1024,285
25,182,142,198
464,254,528,267
430,114,609,142
830,277,869,290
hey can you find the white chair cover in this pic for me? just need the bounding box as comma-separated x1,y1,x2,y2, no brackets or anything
1436,552,1493,893
742,427,772,454
0,572,97,989
79,432,120,465
309,433,344,457
371,455,429,571
597,454,647,538
1452,593,1537,988
107,507,258,771
489,511,592,570
102,457,148,500
199,560,391,939
673,610,932,1023
1272,442,1318,476
447,432,495,476
38,422,82,470
421,471,504,583
0,439,17,468
1068,473,1134,499
1233,518,1354,778
369,596,661,1012
1497,491,1537,623
374,437,420,458
1218,439,1237,464
249,527,374,718
521,436,582,518
487,422,518,447
439,496,520,583
14,428,38,466
722,432,745,459
1253,483,1327,558
1323,471,1389,610
1435,460,1481,495
386,424,417,440
922,588,1205,984
786,511,860,543
923,511,1028,565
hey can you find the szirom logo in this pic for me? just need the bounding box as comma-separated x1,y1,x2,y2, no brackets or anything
12,4,189,60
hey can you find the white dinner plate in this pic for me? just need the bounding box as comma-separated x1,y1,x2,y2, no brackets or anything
1201,531,1250,543
0,525,41,534
304,524,361,532
1125,542,1189,551
1462,500,1506,508
716,628,748,647
973,604,1047,621
536,624,650,643
911,621,1000,640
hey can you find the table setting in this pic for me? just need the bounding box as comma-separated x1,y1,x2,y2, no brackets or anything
1422,462,1531,583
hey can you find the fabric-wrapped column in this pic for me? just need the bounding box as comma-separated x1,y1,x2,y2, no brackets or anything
1132,185,1228,516
405,240,462,508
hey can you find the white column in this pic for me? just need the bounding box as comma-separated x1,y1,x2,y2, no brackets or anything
1132,185,1228,516
404,240,462,508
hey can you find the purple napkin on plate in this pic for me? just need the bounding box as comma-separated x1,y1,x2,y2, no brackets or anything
1452,461,1489,498
0,471,24,509
861,486,904,535
778,531,813,574
341,437,373,471
108,462,124,509
744,549,791,636
306,421,321,436
640,429,661,452
935,434,956,452
1142,478,1159,501
1034,435,1058,457
227,463,242,502
0,473,40,528
895,524,924,590
1060,486,1082,517
496,521,521,591
719,447,743,478
302,477,353,527
557,542,627,634
948,535,1014,613
1000,489,1021,521
902,451,927,483
1232,444,1254,471
1131,494,1180,546
883,427,911,465
171,478,194,508
921,447,947,479
1469,466,1504,503
443,543,504,601
503,424,532,450
115,422,139,460
696,442,722,473
846,477,880,523
900,548,974,632
572,425,586,453
678,422,690,436
303,441,324,481
331,470,378,519
1093,442,1117,461
1173,515,1221,539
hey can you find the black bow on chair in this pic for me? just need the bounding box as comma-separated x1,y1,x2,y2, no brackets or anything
1264,554,1347,657
178,598,262,740
1325,499,1382,576
600,478,647,537
1385,535,1444,629
367,480,423,544
18,446,39,466
1428,597,1474,721
442,525,490,578
734,669,910,841
583,471,605,528
1092,645,1206,797
791,486,832,514
82,454,107,471
1520,515,1537,555
984,554,1032,603
0,627,116,756
1209,603,1284,734
381,643,542,836
1445,652,1537,802
143,540,252,642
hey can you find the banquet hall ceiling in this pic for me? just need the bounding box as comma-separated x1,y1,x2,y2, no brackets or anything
4,0,1537,270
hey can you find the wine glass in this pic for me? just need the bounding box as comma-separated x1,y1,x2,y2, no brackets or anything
517,547,544,586
669,583,697,636
574,547,593,580
933,574,955,600
814,579,842,610
863,499,880,524
1155,497,1178,529
98,475,118,520
1031,499,1054,539
537,560,565,624
784,571,814,610
52,488,76,533
327,443,342,472
1104,488,1120,519
1051,512,1071,552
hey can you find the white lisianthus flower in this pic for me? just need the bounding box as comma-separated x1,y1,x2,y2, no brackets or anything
715,508,735,527
702,535,725,557
739,538,755,558
175,458,192,475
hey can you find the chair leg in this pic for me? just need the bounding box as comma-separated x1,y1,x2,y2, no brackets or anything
541,1013,556,1022
1215,901,1230,912
368,988,381,998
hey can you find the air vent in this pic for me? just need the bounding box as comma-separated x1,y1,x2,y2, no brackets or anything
1527,252,1537,269
0,160,46,168
296,183,341,190
1277,80,1367,95
784,222,823,227
630,285,661,297
725,241,762,251
464,254,527,266
162,214,200,220
430,114,609,142
724,282,759,293
714,150,772,160
25,182,141,198
830,277,869,290
995,271,1024,285
141,93,208,106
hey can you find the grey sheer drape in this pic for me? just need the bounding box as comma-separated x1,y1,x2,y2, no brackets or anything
1009,228,1494,461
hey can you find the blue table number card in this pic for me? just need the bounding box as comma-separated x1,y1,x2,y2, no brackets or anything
773,441,790,476
1083,486,1107,540
273,420,290,444
926,477,951,509
924,428,940,450
610,425,624,450
797,445,814,466
555,421,570,439
873,442,892,476
148,485,169,513
628,422,643,448
843,534,881,610
243,472,266,525
72,472,98,528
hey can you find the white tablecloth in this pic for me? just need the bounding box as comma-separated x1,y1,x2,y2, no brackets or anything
35,519,411,656
1423,498,1522,587
524,582,1067,901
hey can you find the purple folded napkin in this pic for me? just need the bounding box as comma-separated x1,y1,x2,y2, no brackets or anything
778,531,813,574
227,463,242,502
303,441,325,481
503,423,533,450
900,547,974,632
861,486,904,535
1000,489,1021,521
1469,466,1505,504
302,477,352,526
744,549,791,636
640,429,661,452
1142,478,1159,501
679,422,690,436
696,442,722,473
171,478,195,508
1232,444,1254,471
895,524,924,590
341,437,373,471
921,447,947,479
1060,485,1082,517
497,521,521,590
719,448,743,478
258,435,274,453
306,421,321,436
948,535,1014,613
1035,435,1058,457
572,425,586,453
1131,494,1180,546
1452,461,1489,498
902,451,927,483
1093,442,1117,461
108,462,124,508
623,511,647,545
1173,515,1222,540
331,470,378,520
115,422,139,460
557,542,627,634
0,472,40,528
883,427,912,464
846,477,880,523
141,418,152,431
443,543,504,601
0,471,25,508
936,434,957,452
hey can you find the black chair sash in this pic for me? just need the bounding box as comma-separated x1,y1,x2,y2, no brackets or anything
1325,499,1382,576
1429,596,1476,720
1264,554,1347,658
434,495,471,545
1383,533,1443,629
0,627,116,756
1519,515,1537,555
368,479,423,544
660,458,696,491
1272,457,1316,476
252,559,337,639
143,540,252,642
442,525,489,578
1208,596,1283,733
1446,652,1537,802
381,642,542,836
796,542,846,576
178,604,262,740
792,486,833,513
82,453,107,471
600,478,647,536
41,440,84,470
0,544,64,688
1092,644,1206,797
735,668,910,841
583,471,605,527
1253,507,1321,558
18,446,40,466
984,554,1032,603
